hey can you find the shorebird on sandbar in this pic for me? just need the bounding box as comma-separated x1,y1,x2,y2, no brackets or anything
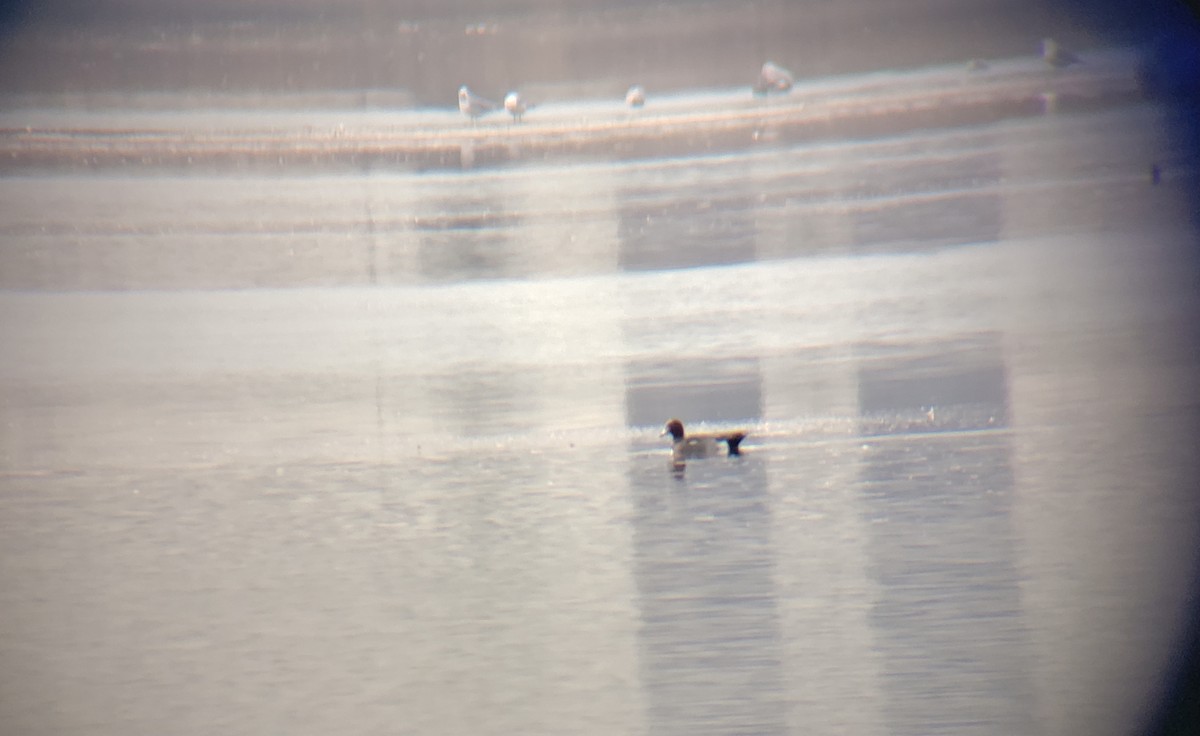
625,84,646,108
503,91,527,122
1041,38,1082,68
458,85,497,121
753,61,794,95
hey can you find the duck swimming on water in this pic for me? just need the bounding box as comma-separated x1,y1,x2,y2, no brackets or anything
661,418,747,459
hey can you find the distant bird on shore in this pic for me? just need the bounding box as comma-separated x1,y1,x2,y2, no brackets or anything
458,85,496,121
503,91,527,122
625,84,646,108
753,61,794,95
1041,38,1082,68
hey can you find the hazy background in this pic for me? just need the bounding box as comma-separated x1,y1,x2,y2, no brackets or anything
0,0,1174,105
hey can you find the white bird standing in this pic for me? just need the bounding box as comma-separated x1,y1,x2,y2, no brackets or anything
458,85,496,121
625,84,646,108
503,91,527,122
1041,38,1082,68
753,61,794,95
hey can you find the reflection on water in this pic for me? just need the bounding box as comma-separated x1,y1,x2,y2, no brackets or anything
1,56,1199,736
624,357,762,431
858,334,1031,734
628,456,785,735
849,150,1005,251
418,185,515,282
619,168,759,271
857,334,1009,434
862,432,1033,734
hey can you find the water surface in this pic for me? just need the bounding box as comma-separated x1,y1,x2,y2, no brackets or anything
1,53,1198,736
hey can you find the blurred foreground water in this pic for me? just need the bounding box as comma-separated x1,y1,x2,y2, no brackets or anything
1,32,1199,736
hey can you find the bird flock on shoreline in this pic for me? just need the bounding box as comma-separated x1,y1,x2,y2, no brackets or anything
457,39,1082,124
457,59,795,124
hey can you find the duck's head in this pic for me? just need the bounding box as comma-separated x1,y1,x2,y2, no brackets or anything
660,419,685,441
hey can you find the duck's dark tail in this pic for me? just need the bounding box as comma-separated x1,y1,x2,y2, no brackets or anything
723,433,747,456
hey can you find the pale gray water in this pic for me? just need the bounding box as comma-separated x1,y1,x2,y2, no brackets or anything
1,63,1199,736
